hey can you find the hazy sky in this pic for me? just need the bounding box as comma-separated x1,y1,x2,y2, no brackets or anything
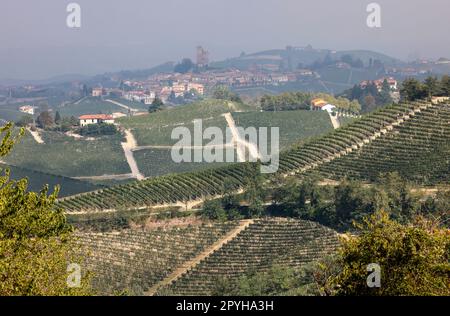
1,0,449,79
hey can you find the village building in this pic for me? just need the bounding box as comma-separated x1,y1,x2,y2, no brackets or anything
360,77,398,92
79,114,114,126
310,98,328,110
92,88,105,97
18,105,36,115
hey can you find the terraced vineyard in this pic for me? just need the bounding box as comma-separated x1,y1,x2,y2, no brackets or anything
76,222,238,295
58,100,449,213
58,163,253,213
156,218,339,295
315,104,450,184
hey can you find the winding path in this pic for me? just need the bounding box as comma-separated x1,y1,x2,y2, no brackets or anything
27,128,44,144
223,112,261,162
145,219,254,296
121,129,145,180
105,99,140,112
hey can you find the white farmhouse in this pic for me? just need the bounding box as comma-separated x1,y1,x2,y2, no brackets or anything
322,104,336,113
79,114,114,127
19,105,36,115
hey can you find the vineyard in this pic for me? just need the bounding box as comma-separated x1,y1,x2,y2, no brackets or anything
58,100,449,213
76,222,238,295
75,218,339,295
117,99,252,130
58,97,126,117
160,218,339,295
0,163,100,197
233,110,333,149
134,148,235,178
3,130,130,177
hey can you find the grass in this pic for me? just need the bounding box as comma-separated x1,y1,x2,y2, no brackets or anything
132,116,229,147
106,97,149,111
233,110,334,150
57,97,125,117
0,163,100,197
134,148,236,178
118,99,254,129
4,130,130,177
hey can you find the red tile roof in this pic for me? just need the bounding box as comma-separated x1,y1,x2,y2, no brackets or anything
79,114,113,120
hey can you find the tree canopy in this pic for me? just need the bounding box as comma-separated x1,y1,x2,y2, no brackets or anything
0,123,91,295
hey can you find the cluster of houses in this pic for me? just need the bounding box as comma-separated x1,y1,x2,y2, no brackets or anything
90,67,315,104
359,77,398,92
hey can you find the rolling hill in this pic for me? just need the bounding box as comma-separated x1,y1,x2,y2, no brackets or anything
58,99,449,213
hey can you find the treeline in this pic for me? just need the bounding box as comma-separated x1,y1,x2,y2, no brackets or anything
200,171,448,231
270,172,448,230
400,75,450,101
340,79,393,113
259,92,361,113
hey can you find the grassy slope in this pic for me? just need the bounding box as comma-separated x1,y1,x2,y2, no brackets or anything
3,130,130,177
233,110,333,150
0,163,100,197
117,99,254,129
58,97,125,117
134,149,236,178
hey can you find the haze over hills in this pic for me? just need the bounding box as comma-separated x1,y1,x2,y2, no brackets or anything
1,46,447,86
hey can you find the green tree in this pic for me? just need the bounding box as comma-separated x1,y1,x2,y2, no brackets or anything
16,115,34,127
174,58,194,74
0,123,92,295
148,97,164,113
331,211,450,296
400,78,427,101
200,199,227,221
36,110,54,129
54,111,62,125
213,85,242,103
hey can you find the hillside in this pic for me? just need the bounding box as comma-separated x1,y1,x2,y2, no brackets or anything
0,163,100,197
58,100,449,213
3,130,130,178
76,221,238,295
211,47,401,70
159,218,339,296
76,218,339,295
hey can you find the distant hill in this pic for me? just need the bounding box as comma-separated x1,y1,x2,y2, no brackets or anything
211,47,403,70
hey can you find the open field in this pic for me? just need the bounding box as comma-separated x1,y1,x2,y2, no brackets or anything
118,99,254,129
0,163,100,197
3,130,130,177
132,116,230,147
134,148,236,178
58,97,126,117
233,110,333,149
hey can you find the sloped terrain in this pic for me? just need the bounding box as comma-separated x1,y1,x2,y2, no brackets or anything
58,100,449,213
76,222,238,295
76,218,339,296
158,218,339,295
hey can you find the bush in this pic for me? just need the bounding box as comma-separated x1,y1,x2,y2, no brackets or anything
78,123,118,136
200,199,227,221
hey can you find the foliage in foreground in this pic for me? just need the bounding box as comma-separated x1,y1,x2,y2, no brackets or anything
0,123,92,295
324,211,450,296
